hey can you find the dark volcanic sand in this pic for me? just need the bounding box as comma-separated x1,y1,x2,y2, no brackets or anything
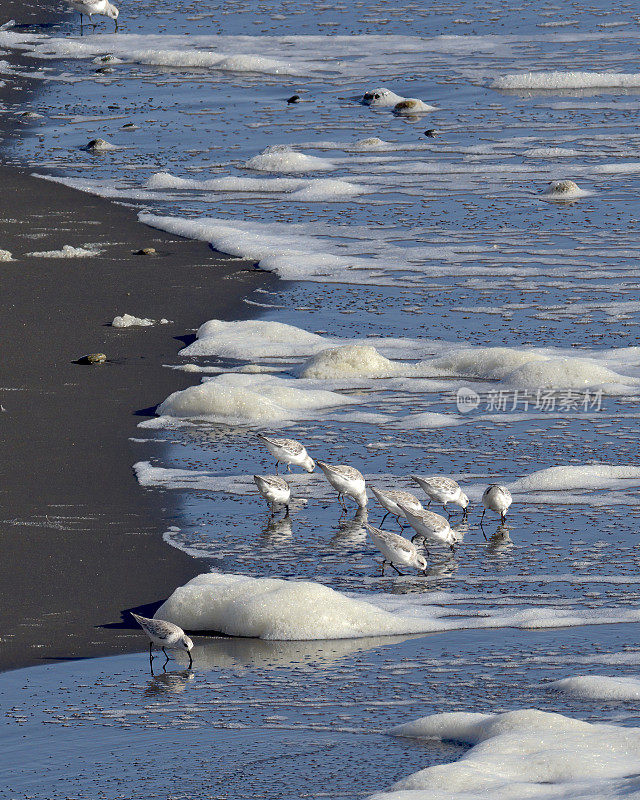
0,1,274,671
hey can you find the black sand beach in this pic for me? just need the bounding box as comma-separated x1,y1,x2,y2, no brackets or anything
0,0,273,671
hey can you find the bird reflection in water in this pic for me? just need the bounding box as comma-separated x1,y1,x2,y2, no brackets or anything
260,514,293,544
145,668,195,697
486,523,514,554
331,507,368,546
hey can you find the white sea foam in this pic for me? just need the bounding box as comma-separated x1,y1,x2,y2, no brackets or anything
0,32,305,75
494,71,640,90
145,172,364,200
154,572,640,638
155,573,428,639
155,373,355,425
170,319,640,397
380,709,640,800
509,465,640,494
25,244,101,258
0,248,13,261
179,319,330,359
112,313,155,327
300,345,399,379
245,147,336,174
548,675,640,701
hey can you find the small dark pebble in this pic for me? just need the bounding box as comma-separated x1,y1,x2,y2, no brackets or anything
424,129,439,137
95,67,114,74
76,353,107,365
134,247,157,256
287,95,301,104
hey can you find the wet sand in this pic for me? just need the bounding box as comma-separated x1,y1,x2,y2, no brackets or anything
0,1,274,670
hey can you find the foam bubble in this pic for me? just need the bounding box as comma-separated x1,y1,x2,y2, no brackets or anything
509,465,640,494
155,373,355,425
548,675,640,701
111,313,155,328
179,319,329,359
245,146,336,173
300,345,399,379
494,71,640,90
385,709,640,800
25,244,101,258
0,248,14,261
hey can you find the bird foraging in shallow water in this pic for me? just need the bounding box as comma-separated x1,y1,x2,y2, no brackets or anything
131,613,193,668
398,503,457,552
481,484,512,524
257,433,315,474
317,461,367,509
66,0,119,31
410,475,469,517
370,486,422,528
365,523,427,576
254,474,290,516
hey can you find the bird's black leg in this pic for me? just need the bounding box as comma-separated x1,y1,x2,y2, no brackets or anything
188,650,193,668
162,647,170,666
114,17,118,31
149,642,153,669
275,462,279,474
391,563,405,576
79,12,84,34
463,508,468,520
284,504,290,517
501,512,506,523
287,464,292,474
427,499,431,507
480,508,486,523
380,560,386,576
380,511,389,527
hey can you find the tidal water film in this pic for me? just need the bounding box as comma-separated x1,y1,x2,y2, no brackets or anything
3,0,640,797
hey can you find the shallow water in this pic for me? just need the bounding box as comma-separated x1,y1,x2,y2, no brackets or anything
3,624,640,799
3,0,640,796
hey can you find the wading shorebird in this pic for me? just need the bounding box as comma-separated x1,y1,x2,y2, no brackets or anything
317,461,367,510
398,503,457,552
66,0,119,31
365,522,427,576
410,475,469,518
131,613,193,668
253,474,291,516
481,484,513,524
257,434,315,474
370,486,422,529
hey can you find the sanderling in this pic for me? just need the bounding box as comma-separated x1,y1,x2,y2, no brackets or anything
365,523,427,576
317,461,367,509
66,0,119,30
253,474,290,516
370,486,422,528
397,503,457,552
258,433,315,474
131,613,193,668
410,475,469,517
481,484,512,523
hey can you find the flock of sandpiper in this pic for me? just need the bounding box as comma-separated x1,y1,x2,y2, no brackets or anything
254,433,513,577
133,432,513,667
